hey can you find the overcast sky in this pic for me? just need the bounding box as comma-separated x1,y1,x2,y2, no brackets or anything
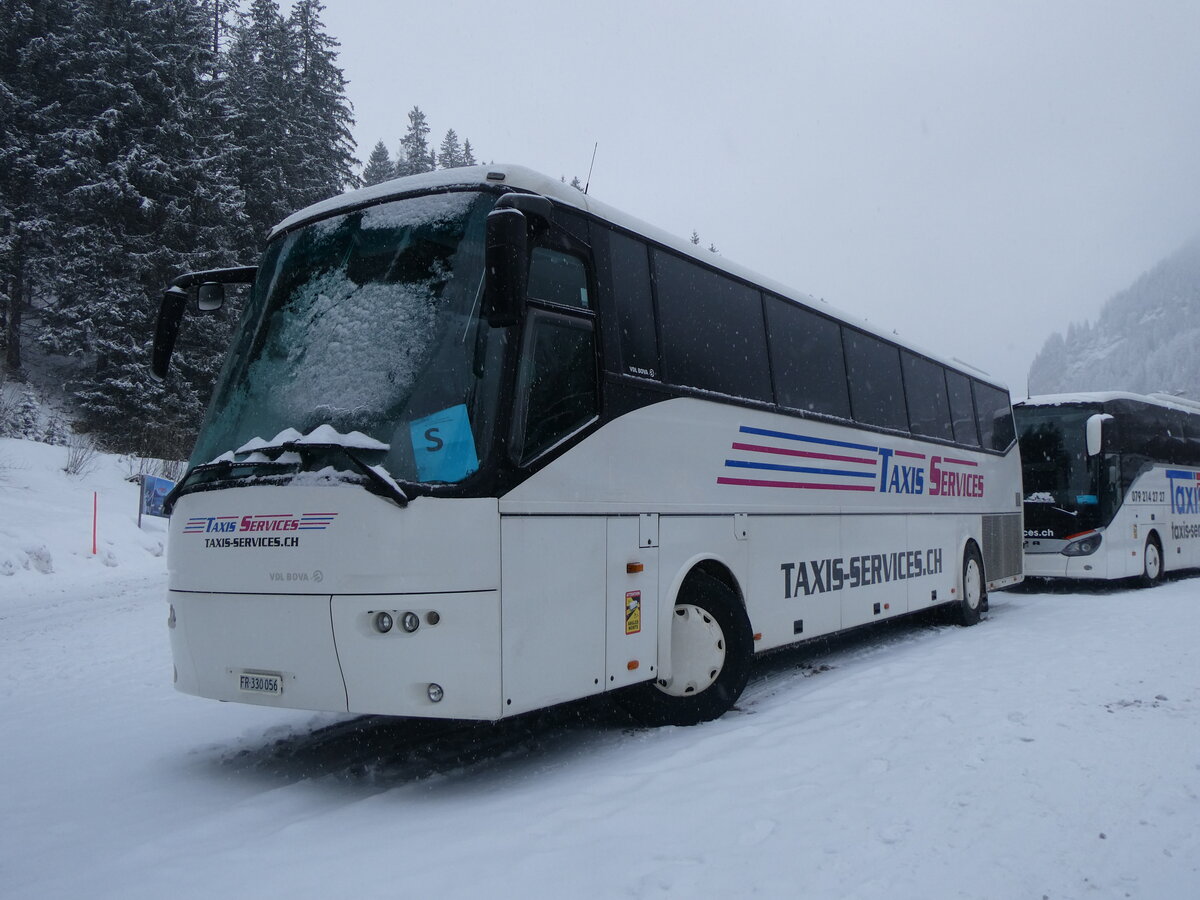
322,0,1200,395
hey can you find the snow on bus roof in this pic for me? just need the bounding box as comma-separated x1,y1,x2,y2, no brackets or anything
1020,391,1200,413
271,164,1008,392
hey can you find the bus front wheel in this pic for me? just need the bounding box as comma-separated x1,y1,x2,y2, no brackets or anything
1141,535,1163,587
630,568,753,726
953,544,985,626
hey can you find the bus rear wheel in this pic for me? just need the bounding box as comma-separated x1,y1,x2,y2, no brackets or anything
1141,535,1163,587
953,544,985,626
629,568,753,726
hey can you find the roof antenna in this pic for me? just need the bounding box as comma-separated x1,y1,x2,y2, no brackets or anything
584,142,598,195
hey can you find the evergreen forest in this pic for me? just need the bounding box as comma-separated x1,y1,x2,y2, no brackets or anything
0,0,478,457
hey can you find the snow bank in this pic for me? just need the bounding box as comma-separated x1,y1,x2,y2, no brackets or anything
2,436,1198,898
0,437,167,589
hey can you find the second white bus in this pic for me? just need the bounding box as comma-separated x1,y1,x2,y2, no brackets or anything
1016,391,1200,584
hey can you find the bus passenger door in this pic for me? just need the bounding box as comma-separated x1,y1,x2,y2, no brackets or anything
500,516,607,715
605,516,659,690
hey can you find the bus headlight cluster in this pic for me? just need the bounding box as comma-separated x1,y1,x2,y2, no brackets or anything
1062,531,1102,556
373,610,440,633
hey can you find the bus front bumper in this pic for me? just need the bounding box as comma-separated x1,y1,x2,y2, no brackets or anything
169,589,503,720
1021,551,1109,579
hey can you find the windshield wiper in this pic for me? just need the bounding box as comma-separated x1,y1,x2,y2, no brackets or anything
280,441,409,508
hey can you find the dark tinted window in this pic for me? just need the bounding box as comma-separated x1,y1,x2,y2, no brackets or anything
608,231,659,378
844,329,908,431
946,370,979,446
653,250,771,402
514,311,597,463
902,352,953,440
765,297,850,418
528,248,589,308
974,381,1015,451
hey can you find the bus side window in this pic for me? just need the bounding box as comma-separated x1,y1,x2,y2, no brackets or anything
653,249,771,403
765,296,851,419
974,381,1015,451
527,247,589,309
901,351,953,440
607,230,660,379
844,329,909,432
946,370,980,446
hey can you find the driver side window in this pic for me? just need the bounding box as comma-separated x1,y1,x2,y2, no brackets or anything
512,247,598,464
514,311,597,464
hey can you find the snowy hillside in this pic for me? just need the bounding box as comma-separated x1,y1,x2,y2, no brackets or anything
2,437,1199,898
1028,236,1200,396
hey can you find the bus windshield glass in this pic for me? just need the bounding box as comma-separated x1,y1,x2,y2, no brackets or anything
190,190,501,486
1016,404,1104,529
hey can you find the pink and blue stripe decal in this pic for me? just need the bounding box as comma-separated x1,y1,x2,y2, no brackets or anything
298,513,338,530
719,426,880,492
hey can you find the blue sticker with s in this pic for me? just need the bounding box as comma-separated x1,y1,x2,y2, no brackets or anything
410,404,479,482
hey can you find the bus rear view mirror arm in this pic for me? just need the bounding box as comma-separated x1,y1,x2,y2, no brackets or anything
150,266,257,379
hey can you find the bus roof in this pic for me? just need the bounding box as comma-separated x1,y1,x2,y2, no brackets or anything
271,164,1008,392
1020,391,1200,414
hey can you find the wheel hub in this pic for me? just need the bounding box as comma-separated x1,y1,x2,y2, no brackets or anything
656,603,726,698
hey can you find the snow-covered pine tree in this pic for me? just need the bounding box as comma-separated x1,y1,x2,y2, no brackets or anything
461,138,477,167
223,0,302,242
0,0,80,379
40,0,246,450
361,139,395,186
396,106,435,176
288,0,357,202
438,129,463,169
199,0,237,75
13,387,40,439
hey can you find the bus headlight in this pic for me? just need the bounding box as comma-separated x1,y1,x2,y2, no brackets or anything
1062,531,1102,556
373,611,394,633
427,683,444,703
402,611,420,633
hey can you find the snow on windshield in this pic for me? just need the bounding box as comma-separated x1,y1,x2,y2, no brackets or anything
268,271,443,428
232,425,388,458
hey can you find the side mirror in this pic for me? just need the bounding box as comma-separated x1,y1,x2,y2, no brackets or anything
483,207,529,327
1086,413,1112,457
197,282,225,311
151,265,256,380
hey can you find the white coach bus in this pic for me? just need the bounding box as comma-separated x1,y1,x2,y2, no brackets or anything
1016,391,1200,584
153,165,1022,725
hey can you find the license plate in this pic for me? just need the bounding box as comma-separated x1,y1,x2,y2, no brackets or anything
237,671,283,695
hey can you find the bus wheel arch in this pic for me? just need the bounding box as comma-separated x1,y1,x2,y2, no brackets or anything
953,540,986,626
633,558,754,726
1141,532,1164,586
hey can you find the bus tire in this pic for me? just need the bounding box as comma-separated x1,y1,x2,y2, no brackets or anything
1141,534,1164,587
954,544,985,626
629,567,753,726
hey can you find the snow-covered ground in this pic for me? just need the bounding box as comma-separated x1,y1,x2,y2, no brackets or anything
2,436,1198,899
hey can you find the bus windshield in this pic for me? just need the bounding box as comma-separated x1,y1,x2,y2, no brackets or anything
190,190,503,486
1016,404,1104,531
